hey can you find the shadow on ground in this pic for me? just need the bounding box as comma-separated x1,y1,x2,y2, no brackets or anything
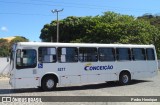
0,80,151,95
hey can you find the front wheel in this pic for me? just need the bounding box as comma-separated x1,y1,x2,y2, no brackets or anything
119,72,131,85
42,76,57,91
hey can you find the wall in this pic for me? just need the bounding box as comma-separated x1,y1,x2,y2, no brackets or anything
0,57,10,75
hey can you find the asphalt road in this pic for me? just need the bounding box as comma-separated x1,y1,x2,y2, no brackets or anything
0,71,160,105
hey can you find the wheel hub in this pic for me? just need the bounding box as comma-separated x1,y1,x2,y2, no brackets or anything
122,75,129,84
46,79,54,89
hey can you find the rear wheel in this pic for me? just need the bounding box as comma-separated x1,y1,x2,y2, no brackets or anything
119,72,131,85
42,76,57,91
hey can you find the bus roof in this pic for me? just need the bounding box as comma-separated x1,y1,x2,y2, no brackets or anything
16,42,155,48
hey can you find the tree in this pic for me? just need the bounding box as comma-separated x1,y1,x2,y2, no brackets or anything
40,16,97,42
10,36,29,46
137,14,160,58
138,14,160,30
40,11,160,58
0,36,29,57
0,39,9,57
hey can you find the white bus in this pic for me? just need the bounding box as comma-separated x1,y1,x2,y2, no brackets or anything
9,42,158,91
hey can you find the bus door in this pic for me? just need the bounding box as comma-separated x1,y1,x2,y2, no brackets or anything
14,49,39,88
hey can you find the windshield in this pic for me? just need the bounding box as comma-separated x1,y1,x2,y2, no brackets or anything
16,49,37,69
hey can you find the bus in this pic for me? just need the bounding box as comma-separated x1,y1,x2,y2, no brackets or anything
9,42,158,91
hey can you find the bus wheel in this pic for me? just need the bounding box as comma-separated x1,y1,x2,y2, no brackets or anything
42,76,57,91
119,72,131,85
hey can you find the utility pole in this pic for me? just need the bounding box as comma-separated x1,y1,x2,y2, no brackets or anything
51,9,63,42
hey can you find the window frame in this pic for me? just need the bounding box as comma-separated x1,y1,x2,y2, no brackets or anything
116,48,131,61
132,48,146,61
38,47,57,63
16,49,37,69
79,47,98,62
57,47,78,63
98,47,115,62
146,48,155,60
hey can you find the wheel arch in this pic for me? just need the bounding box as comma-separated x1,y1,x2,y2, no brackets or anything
41,73,59,86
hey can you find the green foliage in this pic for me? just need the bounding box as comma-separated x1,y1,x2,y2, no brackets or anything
10,36,29,45
0,39,9,57
137,14,160,58
138,14,160,30
0,36,29,57
40,11,160,58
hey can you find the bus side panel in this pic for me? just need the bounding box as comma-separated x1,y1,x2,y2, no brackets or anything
81,62,115,83
115,61,148,80
42,63,81,86
14,68,40,89
130,61,147,79
15,78,39,89
85,73,110,83
115,62,133,80
146,61,158,78
60,75,81,86
131,61,157,80
109,62,119,81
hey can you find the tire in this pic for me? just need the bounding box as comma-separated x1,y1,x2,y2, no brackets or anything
42,76,57,91
119,72,131,85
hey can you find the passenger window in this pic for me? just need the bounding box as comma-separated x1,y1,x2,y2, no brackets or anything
98,48,115,61
79,47,98,62
146,48,155,60
16,49,37,69
132,48,146,60
58,47,78,62
116,48,131,61
38,47,56,63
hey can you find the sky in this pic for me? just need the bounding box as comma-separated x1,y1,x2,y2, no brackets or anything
0,0,160,42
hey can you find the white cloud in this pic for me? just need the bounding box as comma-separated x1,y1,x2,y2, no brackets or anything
1,26,8,32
